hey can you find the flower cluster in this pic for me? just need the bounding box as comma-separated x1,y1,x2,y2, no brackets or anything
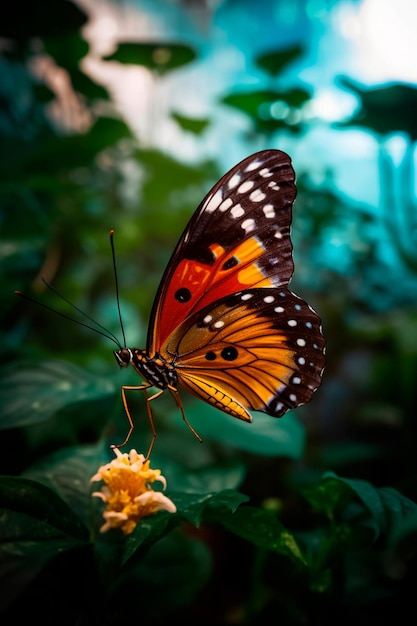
91,448,176,535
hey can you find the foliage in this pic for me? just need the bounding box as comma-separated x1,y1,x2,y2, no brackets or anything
1,1,417,624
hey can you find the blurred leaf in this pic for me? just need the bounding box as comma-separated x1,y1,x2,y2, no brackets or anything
325,473,417,539
0,359,115,429
103,42,197,75
32,82,55,103
303,474,356,518
0,475,89,613
183,403,305,458
221,87,311,134
0,116,132,182
0,0,87,41
171,111,210,135
214,506,307,566
117,531,212,620
0,475,88,541
311,473,417,542
138,148,216,200
42,32,89,69
337,77,417,141
255,44,305,77
385,512,417,579
23,443,107,527
70,68,111,101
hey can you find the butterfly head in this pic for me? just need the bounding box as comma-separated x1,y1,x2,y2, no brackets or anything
114,347,132,368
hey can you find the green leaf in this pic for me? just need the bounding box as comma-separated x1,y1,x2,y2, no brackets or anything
0,359,115,429
0,475,88,541
303,475,355,518
122,489,248,564
171,111,210,135
42,32,89,69
118,531,211,619
103,42,197,75
217,506,307,566
321,473,417,539
221,87,311,133
255,44,305,77
337,77,417,141
23,443,108,528
183,403,305,458
0,477,90,614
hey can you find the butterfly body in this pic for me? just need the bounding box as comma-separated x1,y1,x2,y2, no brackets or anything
114,149,325,450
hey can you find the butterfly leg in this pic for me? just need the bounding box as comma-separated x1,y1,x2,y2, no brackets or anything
112,383,159,457
168,385,203,444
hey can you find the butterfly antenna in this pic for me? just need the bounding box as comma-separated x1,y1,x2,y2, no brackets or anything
109,230,127,348
14,287,122,348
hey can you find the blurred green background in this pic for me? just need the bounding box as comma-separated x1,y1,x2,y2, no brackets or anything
1,0,417,624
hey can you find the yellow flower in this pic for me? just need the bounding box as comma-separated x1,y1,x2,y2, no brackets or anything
91,448,176,535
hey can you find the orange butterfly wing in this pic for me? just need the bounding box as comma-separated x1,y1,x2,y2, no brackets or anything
161,288,325,421
147,149,296,355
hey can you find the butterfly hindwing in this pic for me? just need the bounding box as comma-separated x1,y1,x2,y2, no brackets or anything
148,150,296,354
162,288,325,420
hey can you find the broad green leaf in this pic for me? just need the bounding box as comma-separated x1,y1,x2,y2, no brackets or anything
215,506,307,566
337,77,417,141
0,476,90,614
119,531,211,619
0,359,115,429
42,32,89,68
23,443,108,528
0,475,88,541
182,403,305,458
122,489,248,563
103,42,196,75
323,473,417,539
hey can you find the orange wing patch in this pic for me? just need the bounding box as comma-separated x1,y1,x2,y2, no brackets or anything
161,288,326,419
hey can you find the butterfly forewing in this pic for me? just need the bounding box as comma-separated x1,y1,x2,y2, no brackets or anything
148,150,296,354
162,288,325,420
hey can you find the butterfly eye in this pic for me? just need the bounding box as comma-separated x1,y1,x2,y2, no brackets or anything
114,348,131,368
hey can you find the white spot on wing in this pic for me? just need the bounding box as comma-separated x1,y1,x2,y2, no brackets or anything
203,189,223,213
214,320,225,329
238,180,254,194
268,181,280,191
260,168,273,178
241,218,255,232
245,159,262,172
263,295,275,303
263,204,275,218
250,189,266,202
228,173,241,189
219,197,233,212
231,204,245,218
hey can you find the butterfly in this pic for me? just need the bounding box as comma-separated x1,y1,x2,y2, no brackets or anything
113,149,325,455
